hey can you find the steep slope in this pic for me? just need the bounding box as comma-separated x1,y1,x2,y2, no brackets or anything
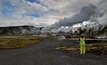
0,26,43,34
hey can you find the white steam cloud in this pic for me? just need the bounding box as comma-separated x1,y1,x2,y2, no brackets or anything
42,0,107,31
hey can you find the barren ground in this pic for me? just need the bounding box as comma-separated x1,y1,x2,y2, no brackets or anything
0,37,107,65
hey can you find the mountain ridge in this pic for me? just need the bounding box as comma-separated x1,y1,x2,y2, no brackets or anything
0,25,44,34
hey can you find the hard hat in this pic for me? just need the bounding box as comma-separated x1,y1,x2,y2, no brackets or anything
81,34,84,36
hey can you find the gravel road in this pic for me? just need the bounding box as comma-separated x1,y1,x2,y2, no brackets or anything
0,38,107,65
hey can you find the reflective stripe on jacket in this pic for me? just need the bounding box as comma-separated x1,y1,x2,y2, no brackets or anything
80,37,85,45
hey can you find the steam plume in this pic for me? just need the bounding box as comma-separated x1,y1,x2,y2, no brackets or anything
42,0,107,31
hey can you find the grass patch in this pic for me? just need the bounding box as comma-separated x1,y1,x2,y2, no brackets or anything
86,43,107,55
54,43,107,55
55,46,66,50
54,43,107,51
0,38,41,49
54,46,79,51
86,43,107,51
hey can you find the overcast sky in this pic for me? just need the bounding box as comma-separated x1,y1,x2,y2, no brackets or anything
0,0,105,27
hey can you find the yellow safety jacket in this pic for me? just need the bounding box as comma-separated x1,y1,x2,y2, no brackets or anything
80,37,85,45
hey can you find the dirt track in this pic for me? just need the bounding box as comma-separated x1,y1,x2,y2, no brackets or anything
0,38,107,65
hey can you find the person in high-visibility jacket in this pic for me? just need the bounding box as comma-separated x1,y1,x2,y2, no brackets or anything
79,34,86,54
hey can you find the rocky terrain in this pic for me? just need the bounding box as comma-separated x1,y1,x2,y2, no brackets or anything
0,26,43,34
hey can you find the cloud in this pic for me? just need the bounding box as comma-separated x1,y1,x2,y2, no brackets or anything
42,0,107,31
0,0,105,28
0,0,49,26
89,0,107,24
42,4,97,31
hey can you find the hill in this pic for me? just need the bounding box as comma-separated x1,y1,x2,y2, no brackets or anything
0,25,44,35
